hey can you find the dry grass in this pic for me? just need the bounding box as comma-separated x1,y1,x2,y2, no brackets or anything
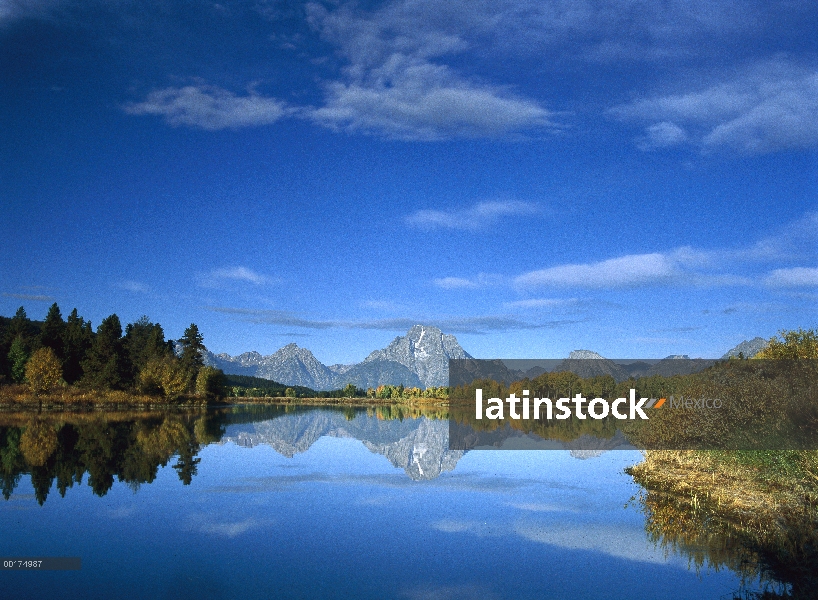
0,384,209,409
628,450,818,546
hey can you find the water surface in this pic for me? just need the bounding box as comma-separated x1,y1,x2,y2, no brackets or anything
0,406,779,599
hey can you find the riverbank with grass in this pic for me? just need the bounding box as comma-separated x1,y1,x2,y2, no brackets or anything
0,383,216,409
627,450,818,534
627,450,818,597
0,383,448,411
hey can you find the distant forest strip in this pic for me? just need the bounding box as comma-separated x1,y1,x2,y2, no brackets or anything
224,374,448,401
0,304,447,406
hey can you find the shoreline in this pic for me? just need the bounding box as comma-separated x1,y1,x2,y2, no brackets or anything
0,385,449,412
627,450,818,547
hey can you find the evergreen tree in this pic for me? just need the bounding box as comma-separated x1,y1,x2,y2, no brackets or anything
62,309,93,384
123,316,169,382
81,314,126,390
39,303,66,361
178,324,205,386
8,336,29,383
8,307,29,342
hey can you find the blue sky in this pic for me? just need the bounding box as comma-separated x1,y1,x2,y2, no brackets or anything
1,0,816,364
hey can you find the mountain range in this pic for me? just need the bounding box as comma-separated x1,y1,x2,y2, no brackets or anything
198,327,768,391
202,324,471,391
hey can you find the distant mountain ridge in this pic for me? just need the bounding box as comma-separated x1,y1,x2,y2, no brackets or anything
202,324,471,391
721,337,768,359
198,328,769,390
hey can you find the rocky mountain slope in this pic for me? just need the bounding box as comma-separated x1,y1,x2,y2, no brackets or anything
203,324,471,391
721,337,768,358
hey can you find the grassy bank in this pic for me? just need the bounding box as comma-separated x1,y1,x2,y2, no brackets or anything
0,384,448,410
627,450,818,541
627,450,818,595
0,383,218,409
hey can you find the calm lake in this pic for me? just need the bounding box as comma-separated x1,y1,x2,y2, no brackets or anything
0,405,787,599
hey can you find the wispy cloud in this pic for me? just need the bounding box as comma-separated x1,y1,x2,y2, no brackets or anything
199,266,274,288
186,515,271,538
610,59,818,153
513,213,818,290
361,299,408,312
433,277,480,290
406,201,540,230
2,292,55,302
3,292,54,302
205,306,574,334
433,273,504,290
0,0,64,24
504,298,579,309
636,121,688,150
514,521,677,565
516,253,675,288
124,84,289,130
116,280,149,293
765,267,818,287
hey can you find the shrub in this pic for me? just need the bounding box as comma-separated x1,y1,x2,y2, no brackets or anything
195,366,225,398
25,347,63,395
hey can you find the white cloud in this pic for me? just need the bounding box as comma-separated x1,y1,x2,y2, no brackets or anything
610,59,818,153
434,277,480,290
206,306,565,333
516,253,675,288
116,280,149,293
495,212,818,291
504,298,578,309
406,200,540,230
704,73,818,152
637,121,688,150
0,0,63,24
201,266,273,287
124,85,289,130
188,516,269,538
305,3,555,140
765,267,818,287
514,521,677,565
2,292,55,302
306,0,761,69
309,62,554,140
433,273,504,289
361,299,407,312
512,249,759,290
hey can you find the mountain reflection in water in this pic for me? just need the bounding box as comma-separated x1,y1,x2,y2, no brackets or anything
220,408,463,480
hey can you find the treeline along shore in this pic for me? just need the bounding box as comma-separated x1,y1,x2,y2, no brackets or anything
0,304,448,408
0,304,230,407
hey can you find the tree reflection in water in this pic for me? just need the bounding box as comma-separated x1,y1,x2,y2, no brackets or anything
634,487,818,599
0,412,224,504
